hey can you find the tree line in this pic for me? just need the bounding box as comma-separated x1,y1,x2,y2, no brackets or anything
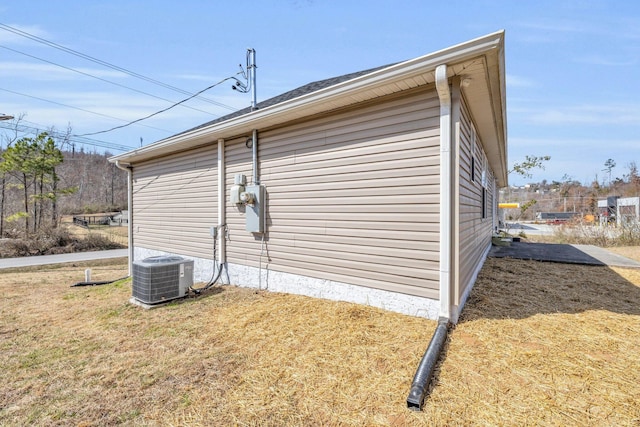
0,124,128,237
504,157,640,221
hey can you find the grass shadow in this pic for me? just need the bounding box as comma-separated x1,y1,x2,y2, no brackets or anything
182,285,226,302
459,257,640,321
490,242,608,265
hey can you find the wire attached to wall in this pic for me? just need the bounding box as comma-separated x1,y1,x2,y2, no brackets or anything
189,224,227,294
231,49,253,94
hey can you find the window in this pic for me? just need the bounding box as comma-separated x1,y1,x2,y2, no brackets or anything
482,188,487,219
471,128,477,182
471,156,475,182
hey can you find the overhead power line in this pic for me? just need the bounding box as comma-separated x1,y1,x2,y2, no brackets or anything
75,75,239,137
0,86,173,134
0,44,217,117
0,120,134,152
0,22,237,111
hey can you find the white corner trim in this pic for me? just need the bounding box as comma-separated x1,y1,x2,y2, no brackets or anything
436,64,452,321
449,242,491,324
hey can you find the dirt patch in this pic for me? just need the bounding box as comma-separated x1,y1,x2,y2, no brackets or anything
1,257,639,425
420,258,640,425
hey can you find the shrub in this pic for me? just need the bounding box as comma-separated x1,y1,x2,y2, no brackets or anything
74,232,123,252
550,220,640,247
618,221,640,246
0,227,125,258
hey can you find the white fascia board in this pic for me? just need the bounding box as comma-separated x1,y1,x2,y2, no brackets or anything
109,31,505,165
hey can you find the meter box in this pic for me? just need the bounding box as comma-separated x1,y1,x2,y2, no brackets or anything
230,174,246,204
245,184,265,233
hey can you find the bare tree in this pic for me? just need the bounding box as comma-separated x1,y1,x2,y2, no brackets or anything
509,155,551,179
626,161,640,186
603,158,616,186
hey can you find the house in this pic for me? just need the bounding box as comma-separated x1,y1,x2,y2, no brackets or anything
598,196,640,226
109,31,507,323
110,210,129,226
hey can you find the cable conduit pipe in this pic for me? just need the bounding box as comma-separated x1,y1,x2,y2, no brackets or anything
252,129,259,184
71,276,129,287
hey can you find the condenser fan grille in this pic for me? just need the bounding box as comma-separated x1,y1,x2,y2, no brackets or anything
132,256,193,304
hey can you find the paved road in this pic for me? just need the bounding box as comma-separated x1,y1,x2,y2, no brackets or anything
0,249,129,269
570,244,640,268
504,222,556,236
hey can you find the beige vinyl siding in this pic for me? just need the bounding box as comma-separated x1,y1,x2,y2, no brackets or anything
132,144,217,258
224,136,254,262
457,95,494,302
226,87,441,299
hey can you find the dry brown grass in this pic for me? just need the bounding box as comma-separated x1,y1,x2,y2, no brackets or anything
1,256,639,426
62,215,129,247
607,246,640,262
421,257,640,426
0,259,434,426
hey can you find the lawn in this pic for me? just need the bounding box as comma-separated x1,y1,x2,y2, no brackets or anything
62,215,129,247
1,255,639,426
607,245,640,262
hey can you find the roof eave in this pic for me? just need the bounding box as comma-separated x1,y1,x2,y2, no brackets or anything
109,30,506,166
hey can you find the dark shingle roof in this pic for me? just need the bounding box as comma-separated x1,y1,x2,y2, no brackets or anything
181,63,396,135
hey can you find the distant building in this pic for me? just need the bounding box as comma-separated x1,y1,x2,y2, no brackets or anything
535,212,580,223
598,196,640,225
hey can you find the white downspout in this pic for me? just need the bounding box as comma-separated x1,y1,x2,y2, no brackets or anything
115,160,133,276
407,63,455,412
217,139,226,269
436,64,452,321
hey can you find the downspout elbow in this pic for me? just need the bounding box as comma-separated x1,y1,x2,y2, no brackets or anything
114,160,131,172
435,65,451,110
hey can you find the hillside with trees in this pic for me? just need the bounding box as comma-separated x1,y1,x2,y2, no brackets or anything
0,126,127,239
502,160,640,221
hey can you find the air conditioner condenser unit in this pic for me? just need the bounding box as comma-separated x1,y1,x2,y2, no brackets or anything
132,256,194,304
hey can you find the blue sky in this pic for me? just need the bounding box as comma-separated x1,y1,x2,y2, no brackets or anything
0,0,638,186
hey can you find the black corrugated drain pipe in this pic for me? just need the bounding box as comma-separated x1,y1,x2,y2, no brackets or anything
406,318,450,411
